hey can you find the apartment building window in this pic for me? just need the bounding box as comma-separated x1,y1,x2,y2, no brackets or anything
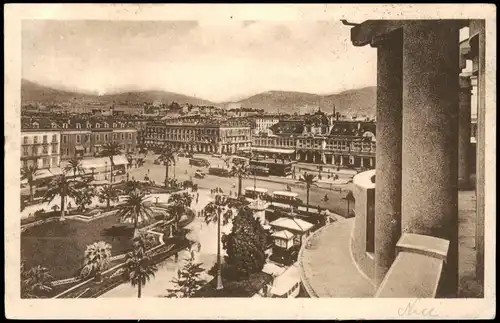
52,134,57,142
113,134,117,140
43,157,49,167
42,135,47,143
34,136,38,144
23,160,28,168
32,146,37,155
121,133,124,140
52,144,58,152
105,134,109,141
23,146,28,156
96,134,100,141
76,135,81,144
51,157,58,166
62,135,67,144
76,123,81,129
23,136,28,144
43,146,49,154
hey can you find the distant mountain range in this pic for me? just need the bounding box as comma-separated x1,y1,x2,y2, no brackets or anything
229,87,377,117
21,79,215,107
21,79,376,116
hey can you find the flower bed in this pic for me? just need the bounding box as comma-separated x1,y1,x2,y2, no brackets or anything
21,214,160,281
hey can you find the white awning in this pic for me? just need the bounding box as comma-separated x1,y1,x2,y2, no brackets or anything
270,217,314,233
270,263,300,296
21,168,62,184
271,230,295,240
73,155,126,169
251,147,295,154
262,263,287,277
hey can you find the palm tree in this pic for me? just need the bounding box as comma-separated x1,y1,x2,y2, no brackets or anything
298,173,318,213
21,262,53,298
202,193,234,290
101,142,122,183
122,248,158,298
230,160,250,197
124,180,143,194
98,185,119,209
63,157,85,178
43,174,79,221
343,190,355,217
158,145,176,187
80,241,112,283
116,190,153,238
21,164,39,202
167,192,193,234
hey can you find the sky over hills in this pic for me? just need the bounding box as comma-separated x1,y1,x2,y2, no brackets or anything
22,20,377,102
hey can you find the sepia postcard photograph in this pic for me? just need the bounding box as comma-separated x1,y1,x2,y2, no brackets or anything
4,3,496,320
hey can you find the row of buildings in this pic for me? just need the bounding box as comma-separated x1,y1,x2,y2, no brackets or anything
21,117,139,170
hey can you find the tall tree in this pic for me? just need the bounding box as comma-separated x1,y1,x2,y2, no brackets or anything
21,164,40,202
158,145,177,187
167,192,193,234
165,251,205,298
63,157,85,178
21,262,53,298
230,160,250,197
98,185,119,209
122,246,158,298
101,142,122,183
123,180,143,194
80,241,112,284
116,190,153,238
74,186,96,212
202,193,234,290
44,174,79,221
298,173,318,213
222,206,267,280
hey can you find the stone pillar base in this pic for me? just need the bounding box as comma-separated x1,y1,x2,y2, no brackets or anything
458,177,473,191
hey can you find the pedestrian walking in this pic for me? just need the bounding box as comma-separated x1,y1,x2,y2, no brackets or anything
148,169,150,174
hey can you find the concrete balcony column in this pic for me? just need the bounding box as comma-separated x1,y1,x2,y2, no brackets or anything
373,29,403,286
458,75,472,190
401,21,460,297
470,19,485,288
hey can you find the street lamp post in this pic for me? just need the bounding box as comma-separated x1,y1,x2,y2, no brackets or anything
216,203,223,290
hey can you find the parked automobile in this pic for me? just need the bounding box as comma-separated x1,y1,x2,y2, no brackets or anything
194,170,205,179
212,153,222,158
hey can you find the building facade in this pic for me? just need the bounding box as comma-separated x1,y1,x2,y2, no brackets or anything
21,130,61,169
22,117,138,160
251,111,377,169
253,115,281,135
144,122,252,154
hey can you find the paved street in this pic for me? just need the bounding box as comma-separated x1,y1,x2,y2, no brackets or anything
101,188,232,298
128,153,354,213
100,154,354,297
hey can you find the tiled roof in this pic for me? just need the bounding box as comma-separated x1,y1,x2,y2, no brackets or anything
329,121,376,137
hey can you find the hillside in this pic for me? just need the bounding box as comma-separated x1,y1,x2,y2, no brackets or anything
99,90,214,106
21,79,94,104
21,79,214,107
234,87,377,117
